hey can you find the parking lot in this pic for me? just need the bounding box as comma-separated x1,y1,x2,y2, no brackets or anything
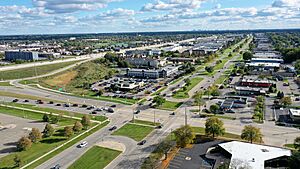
0,113,45,157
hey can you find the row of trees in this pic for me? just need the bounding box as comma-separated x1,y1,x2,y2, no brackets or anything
17,115,91,152
253,96,265,123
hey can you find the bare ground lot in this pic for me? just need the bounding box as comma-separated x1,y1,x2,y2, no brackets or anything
0,113,45,158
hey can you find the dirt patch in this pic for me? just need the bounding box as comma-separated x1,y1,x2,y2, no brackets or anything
96,141,125,152
44,71,77,87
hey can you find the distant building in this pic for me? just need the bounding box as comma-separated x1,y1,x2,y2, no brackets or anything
240,78,274,88
168,57,195,64
235,86,266,96
250,58,284,64
126,66,179,79
5,51,39,61
125,58,162,68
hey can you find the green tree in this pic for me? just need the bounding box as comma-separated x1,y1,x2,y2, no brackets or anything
280,96,292,106
14,155,22,167
294,136,300,151
42,114,50,122
193,91,205,115
288,151,300,169
241,125,262,143
81,115,91,130
155,140,173,160
184,78,191,86
209,104,220,114
243,51,253,60
17,136,32,151
29,128,42,143
43,124,55,138
73,121,83,132
205,117,225,138
64,126,74,138
153,96,166,107
173,125,195,148
205,66,214,73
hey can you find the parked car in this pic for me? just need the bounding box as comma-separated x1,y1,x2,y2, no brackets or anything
72,104,78,107
138,140,146,145
156,125,163,129
78,141,88,148
109,126,117,131
48,101,54,104
81,104,88,108
56,103,61,106
12,99,19,102
170,112,175,116
24,99,29,103
91,111,97,114
64,103,70,107
110,104,117,108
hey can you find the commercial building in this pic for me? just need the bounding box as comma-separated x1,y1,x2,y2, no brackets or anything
289,109,300,122
5,51,39,61
235,86,266,96
126,66,179,79
168,57,195,64
218,141,291,169
220,97,248,110
125,58,162,68
250,58,284,64
240,78,274,88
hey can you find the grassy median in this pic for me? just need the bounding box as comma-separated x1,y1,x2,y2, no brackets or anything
0,60,80,80
68,146,121,169
112,123,154,141
173,77,203,99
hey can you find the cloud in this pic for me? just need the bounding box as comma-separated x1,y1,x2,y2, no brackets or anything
141,0,206,12
32,0,120,13
272,0,300,8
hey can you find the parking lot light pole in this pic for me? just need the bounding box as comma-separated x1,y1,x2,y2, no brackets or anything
154,110,156,126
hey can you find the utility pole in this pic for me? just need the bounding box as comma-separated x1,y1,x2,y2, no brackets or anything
153,110,156,126
132,107,135,123
185,107,187,126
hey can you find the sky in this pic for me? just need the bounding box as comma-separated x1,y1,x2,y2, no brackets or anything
0,0,300,35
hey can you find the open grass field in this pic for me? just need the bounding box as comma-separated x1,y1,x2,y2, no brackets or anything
44,70,77,87
192,127,241,140
0,82,12,86
0,105,76,126
157,101,183,111
68,146,121,169
0,60,80,80
173,77,203,99
112,123,154,141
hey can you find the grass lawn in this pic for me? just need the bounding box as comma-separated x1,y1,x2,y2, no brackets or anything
0,82,12,86
26,122,108,169
151,86,167,96
130,119,160,126
0,105,107,169
157,101,183,111
173,77,203,99
112,123,154,141
0,60,80,80
192,127,241,140
284,144,296,150
0,105,76,126
214,75,228,85
5,102,107,122
68,146,121,169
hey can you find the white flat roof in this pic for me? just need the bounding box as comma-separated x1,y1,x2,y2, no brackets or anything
251,58,283,62
289,109,300,117
219,141,291,169
246,62,280,67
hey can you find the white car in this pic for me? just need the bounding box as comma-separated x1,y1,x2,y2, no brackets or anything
78,141,88,148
